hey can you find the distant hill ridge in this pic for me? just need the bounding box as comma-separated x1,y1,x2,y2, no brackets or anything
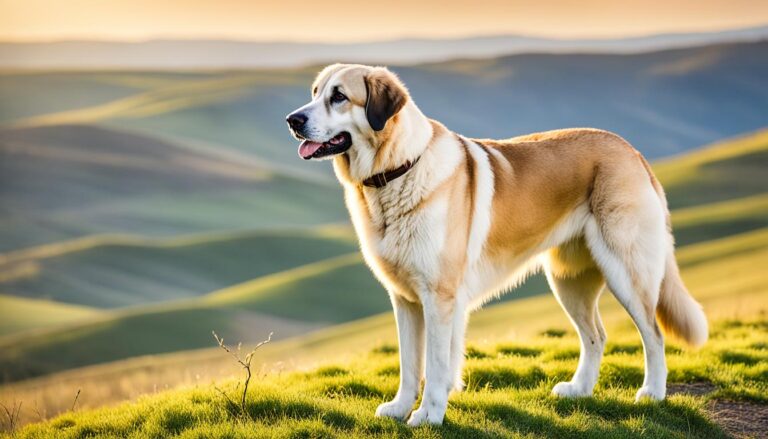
1,24,767,69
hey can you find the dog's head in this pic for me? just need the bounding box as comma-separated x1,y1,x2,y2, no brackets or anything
286,64,409,161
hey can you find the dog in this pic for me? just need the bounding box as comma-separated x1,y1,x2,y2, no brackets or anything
286,64,708,426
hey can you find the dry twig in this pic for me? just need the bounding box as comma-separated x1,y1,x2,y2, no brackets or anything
212,331,273,418
71,389,81,412
0,400,22,433
32,401,45,422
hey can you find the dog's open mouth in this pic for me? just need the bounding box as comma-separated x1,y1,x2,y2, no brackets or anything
298,132,351,160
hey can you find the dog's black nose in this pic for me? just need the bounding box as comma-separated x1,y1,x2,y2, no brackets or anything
287,113,307,130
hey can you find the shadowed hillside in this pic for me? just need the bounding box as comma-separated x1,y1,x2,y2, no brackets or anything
656,129,768,208
399,41,768,157
0,228,358,308
0,124,270,211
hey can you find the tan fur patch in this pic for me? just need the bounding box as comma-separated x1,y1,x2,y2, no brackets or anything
476,132,602,260
434,140,476,301
336,66,369,107
547,236,598,278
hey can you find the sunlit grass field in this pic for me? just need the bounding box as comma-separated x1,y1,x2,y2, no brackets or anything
8,307,767,437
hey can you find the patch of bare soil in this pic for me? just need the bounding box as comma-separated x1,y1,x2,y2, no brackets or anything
708,400,768,439
668,381,718,397
668,382,768,438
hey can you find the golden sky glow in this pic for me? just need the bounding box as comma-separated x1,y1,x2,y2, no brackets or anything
1,0,767,42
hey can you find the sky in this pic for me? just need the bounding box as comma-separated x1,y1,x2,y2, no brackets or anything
1,0,767,42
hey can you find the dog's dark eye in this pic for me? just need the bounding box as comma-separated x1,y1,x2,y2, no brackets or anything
330,91,347,104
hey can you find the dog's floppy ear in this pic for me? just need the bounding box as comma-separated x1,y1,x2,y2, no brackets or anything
364,68,408,132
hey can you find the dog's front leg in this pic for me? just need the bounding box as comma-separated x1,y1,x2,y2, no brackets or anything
375,294,424,420
406,294,454,426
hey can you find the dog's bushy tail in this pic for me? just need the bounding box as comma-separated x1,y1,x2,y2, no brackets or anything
657,247,708,348
639,154,708,348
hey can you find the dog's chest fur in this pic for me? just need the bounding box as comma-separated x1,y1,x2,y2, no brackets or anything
355,174,449,302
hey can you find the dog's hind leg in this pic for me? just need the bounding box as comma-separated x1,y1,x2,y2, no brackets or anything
585,177,669,401
544,238,607,397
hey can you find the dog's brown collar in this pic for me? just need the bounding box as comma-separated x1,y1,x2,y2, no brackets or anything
362,156,421,188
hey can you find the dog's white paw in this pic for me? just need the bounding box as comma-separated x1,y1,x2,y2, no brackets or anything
375,399,413,420
406,406,444,427
551,381,592,398
635,385,665,402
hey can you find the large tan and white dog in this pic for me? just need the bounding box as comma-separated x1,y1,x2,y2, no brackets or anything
286,64,708,426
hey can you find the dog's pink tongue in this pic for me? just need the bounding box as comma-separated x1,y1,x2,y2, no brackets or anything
298,140,323,159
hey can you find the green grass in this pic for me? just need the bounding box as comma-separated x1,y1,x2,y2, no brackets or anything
9,314,766,438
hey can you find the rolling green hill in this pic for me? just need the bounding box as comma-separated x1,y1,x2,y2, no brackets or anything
0,72,151,123
655,128,768,209
0,123,345,251
670,193,768,246
658,128,768,245
0,227,358,309
0,129,766,385
1,44,765,253
0,295,103,335
0,253,380,382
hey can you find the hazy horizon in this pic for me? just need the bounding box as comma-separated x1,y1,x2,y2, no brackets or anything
0,22,766,45
2,0,767,43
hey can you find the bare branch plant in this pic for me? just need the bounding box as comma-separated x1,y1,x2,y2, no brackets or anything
0,401,22,433
71,389,81,412
212,331,273,419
